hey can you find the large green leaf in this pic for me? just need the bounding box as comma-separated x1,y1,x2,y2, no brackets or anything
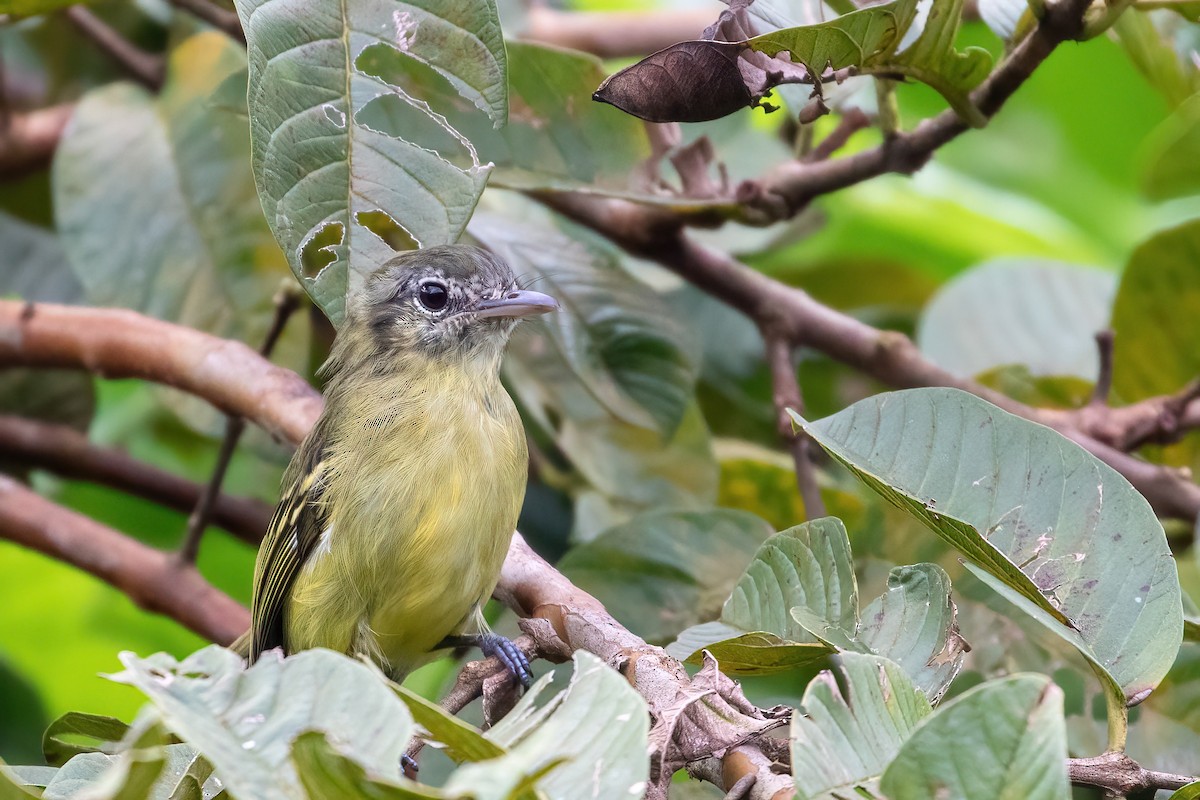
852,564,967,703
1111,219,1200,468
470,208,695,437
747,0,918,75
880,675,1069,799
790,653,932,800
234,0,505,323
917,259,1116,382
666,518,856,676
793,388,1183,707
558,509,773,643
106,646,414,800
446,652,649,800
53,34,295,352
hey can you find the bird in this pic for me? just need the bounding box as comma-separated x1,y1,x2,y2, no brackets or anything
236,244,557,685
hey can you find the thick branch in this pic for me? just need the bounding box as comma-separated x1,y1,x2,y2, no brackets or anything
0,475,248,644
1069,752,1195,795
0,414,271,542
0,105,73,180
0,302,323,445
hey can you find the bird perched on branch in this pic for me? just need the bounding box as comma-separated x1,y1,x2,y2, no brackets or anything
235,245,557,685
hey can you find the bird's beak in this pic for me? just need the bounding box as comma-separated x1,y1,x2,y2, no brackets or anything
474,290,559,319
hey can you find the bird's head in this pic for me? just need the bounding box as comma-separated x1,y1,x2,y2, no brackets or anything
333,245,557,375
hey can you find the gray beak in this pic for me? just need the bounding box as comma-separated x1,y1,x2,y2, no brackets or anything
474,289,558,319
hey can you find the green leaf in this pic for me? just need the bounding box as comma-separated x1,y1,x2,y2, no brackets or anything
54,34,295,352
291,732,444,799
880,675,1069,800
1170,781,1200,800
793,388,1183,706
446,652,649,800
870,0,993,125
389,684,503,763
669,519,967,692
1112,219,1200,467
917,259,1116,382
1113,11,1199,107
234,0,505,323
470,208,695,437
1140,94,1200,200
42,711,130,767
855,564,967,703
106,646,414,800
1,765,55,790
669,624,832,675
790,652,932,800
746,0,919,76
666,518,851,675
558,510,773,643
42,748,170,800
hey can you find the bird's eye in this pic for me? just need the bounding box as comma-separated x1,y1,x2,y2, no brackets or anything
417,281,449,312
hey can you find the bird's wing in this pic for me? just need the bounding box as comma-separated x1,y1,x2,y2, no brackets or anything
250,426,330,662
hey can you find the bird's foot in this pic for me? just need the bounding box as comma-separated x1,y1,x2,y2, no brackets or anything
440,632,532,688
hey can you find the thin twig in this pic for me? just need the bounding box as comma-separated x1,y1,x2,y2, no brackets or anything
64,6,163,90
0,414,270,542
803,108,871,163
766,337,825,520
177,286,300,563
164,0,245,43
1089,329,1115,407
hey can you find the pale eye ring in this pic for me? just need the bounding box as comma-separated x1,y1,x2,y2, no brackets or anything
417,280,449,312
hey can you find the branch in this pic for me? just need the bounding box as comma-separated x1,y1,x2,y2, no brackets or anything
744,0,1093,221
1069,752,1195,795
0,414,270,542
0,475,248,644
64,6,164,90
0,301,788,798
164,0,245,43
0,302,324,445
0,105,73,180
519,6,717,59
766,337,824,519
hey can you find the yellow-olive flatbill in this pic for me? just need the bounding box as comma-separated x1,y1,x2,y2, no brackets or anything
234,245,557,686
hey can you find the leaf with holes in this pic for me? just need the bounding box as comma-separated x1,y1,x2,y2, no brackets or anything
792,388,1183,711
235,0,505,324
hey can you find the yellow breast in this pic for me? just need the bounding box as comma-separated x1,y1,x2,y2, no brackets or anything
285,359,527,676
